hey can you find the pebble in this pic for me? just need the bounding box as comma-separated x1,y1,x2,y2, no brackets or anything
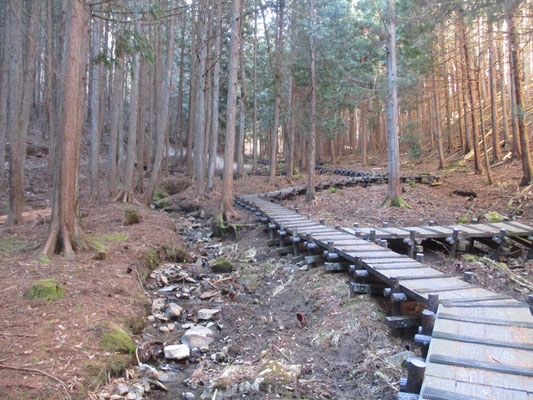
151,298,166,312
182,393,196,400
115,383,129,395
159,326,170,333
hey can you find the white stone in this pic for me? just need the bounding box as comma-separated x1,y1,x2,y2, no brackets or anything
197,308,220,320
164,344,190,360
165,303,183,319
151,298,166,312
181,325,214,348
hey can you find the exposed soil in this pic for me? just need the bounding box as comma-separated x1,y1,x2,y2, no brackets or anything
0,143,531,400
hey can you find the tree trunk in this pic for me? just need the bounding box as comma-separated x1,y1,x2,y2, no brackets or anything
477,66,494,184
89,17,103,200
193,0,207,196
252,5,258,173
176,23,186,162
8,0,41,224
384,0,404,206
236,19,246,179
433,70,445,169
119,50,141,202
286,75,295,183
508,3,533,185
0,0,11,189
186,3,197,176
146,0,177,202
42,0,91,256
306,0,316,202
207,0,222,192
107,57,124,197
360,102,367,166
487,21,502,161
220,0,241,218
461,20,482,174
497,35,510,146
269,1,285,182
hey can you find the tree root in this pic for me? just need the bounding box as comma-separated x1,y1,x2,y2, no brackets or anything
380,196,412,208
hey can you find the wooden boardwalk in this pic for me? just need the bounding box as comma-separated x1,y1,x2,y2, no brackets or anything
236,194,533,400
341,220,533,258
317,166,440,186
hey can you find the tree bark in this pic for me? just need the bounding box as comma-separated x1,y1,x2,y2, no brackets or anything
252,5,258,173
508,2,533,185
146,0,177,202
384,0,403,206
487,21,502,161
207,0,223,192
42,0,91,256
236,17,246,180
107,57,124,197
0,0,11,189
89,17,103,200
306,0,316,202
220,0,241,218
433,70,445,169
8,0,41,224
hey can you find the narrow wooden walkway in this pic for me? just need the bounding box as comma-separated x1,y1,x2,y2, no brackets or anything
236,194,533,400
341,220,533,258
317,166,440,186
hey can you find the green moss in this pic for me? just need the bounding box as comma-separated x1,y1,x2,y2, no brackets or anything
212,380,228,391
123,210,141,226
160,243,190,263
328,187,338,194
26,279,66,301
457,216,468,225
100,233,128,242
154,189,169,200
122,316,145,335
408,181,417,188
462,254,479,263
484,211,505,223
97,321,136,354
212,257,234,273
239,274,261,292
85,353,133,388
154,198,172,210
141,248,160,270
380,196,412,209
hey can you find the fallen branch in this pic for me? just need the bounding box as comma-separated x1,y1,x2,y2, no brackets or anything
0,363,71,400
212,276,239,285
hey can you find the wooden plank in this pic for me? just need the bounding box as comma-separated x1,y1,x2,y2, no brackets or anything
371,263,426,270
428,354,533,377
431,331,533,351
437,313,533,329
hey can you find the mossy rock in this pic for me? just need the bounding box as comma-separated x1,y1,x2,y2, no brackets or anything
212,257,234,273
85,353,133,386
26,279,66,301
484,211,505,223
97,321,136,354
154,189,169,200
123,210,141,226
160,243,191,263
154,198,172,210
239,274,261,292
160,177,191,195
141,248,160,270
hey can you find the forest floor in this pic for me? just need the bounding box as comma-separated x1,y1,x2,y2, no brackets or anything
0,145,532,400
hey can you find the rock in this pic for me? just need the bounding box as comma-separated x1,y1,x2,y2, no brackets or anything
212,352,225,362
282,266,295,274
147,315,155,323
199,290,217,300
115,382,129,395
164,344,190,360
138,363,159,380
197,308,220,320
159,326,170,333
26,278,66,301
167,323,175,331
160,275,169,286
239,382,251,393
165,303,183,319
257,360,302,383
211,257,234,273
151,298,166,312
181,325,215,348
251,378,264,392
182,393,196,400
299,265,309,271
126,382,145,400
123,210,142,226
386,350,411,368
244,248,257,259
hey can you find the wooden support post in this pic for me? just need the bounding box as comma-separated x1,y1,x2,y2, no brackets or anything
268,223,277,240
278,224,287,247
383,222,389,228
415,253,424,263
528,236,533,260
420,309,435,335
450,229,459,257
464,271,475,283
493,229,506,260
292,228,301,256
428,220,435,226
353,222,359,228
295,207,299,214
370,229,377,243
408,230,416,259
391,277,401,316
319,218,325,225
428,293,439,313
405,357,426,394
528,294,533,316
